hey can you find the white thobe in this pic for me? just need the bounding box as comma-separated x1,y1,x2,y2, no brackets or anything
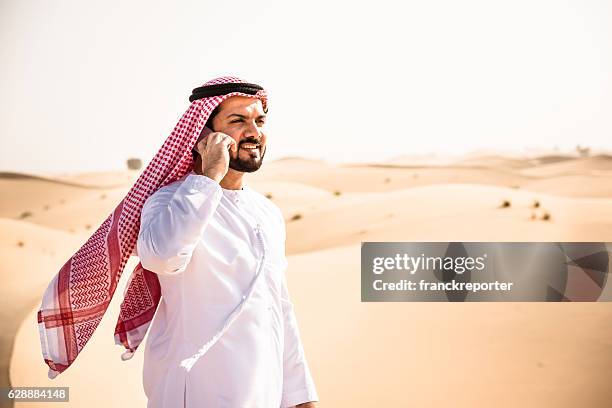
135,171,318,407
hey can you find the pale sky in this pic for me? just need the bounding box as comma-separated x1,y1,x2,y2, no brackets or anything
1,0,611,174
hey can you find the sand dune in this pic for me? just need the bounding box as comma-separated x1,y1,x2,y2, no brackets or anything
0,176,122,220
0,219,83,404
522,175,612,198
254,160,528,193
3,153,612,407
519,155,612,177
249,180,334,217
0,170,136,189
282,184,612,254
525,154,576,165
253,157,612,198
454,155,535,169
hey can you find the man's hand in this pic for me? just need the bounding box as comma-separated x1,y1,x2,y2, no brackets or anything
194,131,237,183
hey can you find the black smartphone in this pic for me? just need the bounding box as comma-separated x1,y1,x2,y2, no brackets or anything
192,126,214,161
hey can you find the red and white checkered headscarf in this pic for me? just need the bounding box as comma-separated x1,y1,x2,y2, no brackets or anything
37,76,269,378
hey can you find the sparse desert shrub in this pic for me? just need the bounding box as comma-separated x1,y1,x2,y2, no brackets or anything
265,193,273,199
333,190,341,196
126,158,143,170
19,211,33,219
500,200,511,208
17,241,24,247
532,200,540,208
541,212,551,221
576,145,590,158
291,213,302,221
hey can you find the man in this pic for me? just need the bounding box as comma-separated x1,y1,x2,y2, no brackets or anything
37,77,318,407
137,92,318,406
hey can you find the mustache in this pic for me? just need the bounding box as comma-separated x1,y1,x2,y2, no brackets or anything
239,138,261,147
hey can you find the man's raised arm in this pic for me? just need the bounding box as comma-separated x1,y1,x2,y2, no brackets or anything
137,174,222,275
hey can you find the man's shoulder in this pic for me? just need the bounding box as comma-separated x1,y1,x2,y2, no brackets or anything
144,174,191,206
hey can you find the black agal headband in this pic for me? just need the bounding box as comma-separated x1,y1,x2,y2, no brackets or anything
189,82,264,102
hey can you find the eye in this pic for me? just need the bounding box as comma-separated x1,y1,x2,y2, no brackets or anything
230,119,243,123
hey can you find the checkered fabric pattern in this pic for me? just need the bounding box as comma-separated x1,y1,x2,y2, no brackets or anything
37,76,268,378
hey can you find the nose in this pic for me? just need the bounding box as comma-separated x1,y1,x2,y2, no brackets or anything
244,120,262,139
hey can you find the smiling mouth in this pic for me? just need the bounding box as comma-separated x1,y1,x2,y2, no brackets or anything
240,143,260,150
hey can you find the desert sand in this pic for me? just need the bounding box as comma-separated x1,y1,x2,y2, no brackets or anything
2,154,612,407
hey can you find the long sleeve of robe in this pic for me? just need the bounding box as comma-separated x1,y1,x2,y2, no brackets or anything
136,171,319,408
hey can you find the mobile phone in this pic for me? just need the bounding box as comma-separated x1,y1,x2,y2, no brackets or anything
192,126,214,160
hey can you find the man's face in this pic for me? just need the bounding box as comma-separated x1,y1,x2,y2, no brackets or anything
210,96,267,173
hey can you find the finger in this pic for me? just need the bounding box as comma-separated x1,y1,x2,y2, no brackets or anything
216,133,234,147
196,138,207,154
223,136,238,154
209,132,223,143
201,133,222,154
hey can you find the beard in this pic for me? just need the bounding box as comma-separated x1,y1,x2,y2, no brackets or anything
229,142,266,173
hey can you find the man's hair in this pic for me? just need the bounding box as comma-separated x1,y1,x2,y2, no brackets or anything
192,106,220,162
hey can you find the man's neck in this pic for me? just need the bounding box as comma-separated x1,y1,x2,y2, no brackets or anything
192,165,244,190
219,169,244,190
